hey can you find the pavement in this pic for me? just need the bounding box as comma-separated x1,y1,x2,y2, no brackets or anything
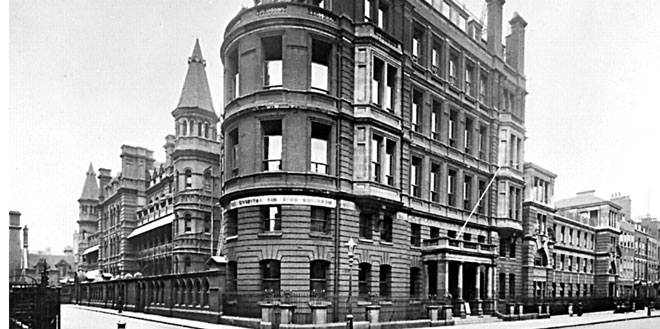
64,304,660,329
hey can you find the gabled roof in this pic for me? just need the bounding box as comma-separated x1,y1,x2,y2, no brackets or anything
79,163,99,201
27,253,74,270
176,39,215,113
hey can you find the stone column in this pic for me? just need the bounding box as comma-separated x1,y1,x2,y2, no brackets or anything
423,262,430,297
475,265,483,315
444,260,450,299
457,262,464,300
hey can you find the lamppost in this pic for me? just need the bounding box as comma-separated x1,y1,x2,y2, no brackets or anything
346,237,357,329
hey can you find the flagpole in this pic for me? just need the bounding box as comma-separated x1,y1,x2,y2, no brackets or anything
458,166,501,240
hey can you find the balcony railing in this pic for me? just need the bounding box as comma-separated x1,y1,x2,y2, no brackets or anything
423,237,494,253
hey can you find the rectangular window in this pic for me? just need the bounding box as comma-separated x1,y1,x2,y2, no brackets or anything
431,42,441,73
358,263,371,299
449,51,459,86
509,274,515,297
359,213,373,239
310,260,328,293
371,135,382,182
310,207,328,234
412,90,422,133
510,238,516,258
228,128,239,177
430,227,440,239
464,117,473,154
464,61,474,96
311,122,330,173
447,169,456,207
410,156,421,197
381,215,393,242
560,254,565,271
463,175,472,211
478,125,487,160
229,49,239,99
448,110,457,147
227,261,238,292
377,2,387,29
372,58,383,106
384,140,395,186
311,39,331,92
410,267,421,297
479,71,487,102
385,64,396,112
261,260,281,293
364,0,371,20
430,163,440,202
477,179,486,214
262,120,282,171
410,223,421,247
263,36,283,88
499,273,506,299
262,206,281,232
226,210,238,237
431,101,442,140
379,265,391,298
412,28,422,62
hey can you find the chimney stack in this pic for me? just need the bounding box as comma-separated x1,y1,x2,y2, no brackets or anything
98,168,112,200
486,0,505,58
507,12,527,74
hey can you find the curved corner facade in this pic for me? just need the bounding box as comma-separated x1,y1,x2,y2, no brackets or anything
220,0,528,318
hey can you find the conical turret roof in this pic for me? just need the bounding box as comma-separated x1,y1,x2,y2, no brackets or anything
176,39,215,113
79,163,99,201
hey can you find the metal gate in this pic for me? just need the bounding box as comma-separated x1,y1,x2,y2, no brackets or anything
9,275,61,329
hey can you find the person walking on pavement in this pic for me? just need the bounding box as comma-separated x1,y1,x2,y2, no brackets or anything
117,293,123,314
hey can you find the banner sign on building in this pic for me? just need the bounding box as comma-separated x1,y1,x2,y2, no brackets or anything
228,195,336,209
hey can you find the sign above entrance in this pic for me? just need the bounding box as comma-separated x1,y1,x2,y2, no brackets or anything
228,195,336,210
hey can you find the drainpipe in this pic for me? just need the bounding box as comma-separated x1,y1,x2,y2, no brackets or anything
332,28,344,323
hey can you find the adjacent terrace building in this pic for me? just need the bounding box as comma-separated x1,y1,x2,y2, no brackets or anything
521,163,626,310
76,40,221,278
220,0,528,320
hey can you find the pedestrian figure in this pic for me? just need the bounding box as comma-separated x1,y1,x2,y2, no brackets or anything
118,294,123,314
577,302,583,316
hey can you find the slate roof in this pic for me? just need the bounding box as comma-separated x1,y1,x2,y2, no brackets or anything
176,39,215,113
79,163,99,200
27,253,74,270
555,191,619,210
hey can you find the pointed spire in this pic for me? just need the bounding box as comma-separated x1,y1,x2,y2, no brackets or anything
79,162,99,200
176,39,215,113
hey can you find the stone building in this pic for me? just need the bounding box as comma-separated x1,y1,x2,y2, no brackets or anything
220,0,528,318
76,40,221,277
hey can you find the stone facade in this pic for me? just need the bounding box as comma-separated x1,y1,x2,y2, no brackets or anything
220,0,528,319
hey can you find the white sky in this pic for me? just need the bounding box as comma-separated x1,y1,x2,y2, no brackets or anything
7,0,660,253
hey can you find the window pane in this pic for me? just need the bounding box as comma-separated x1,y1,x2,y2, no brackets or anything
311,62,328,91
265,60,282,87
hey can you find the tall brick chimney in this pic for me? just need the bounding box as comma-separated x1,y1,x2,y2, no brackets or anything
486,0,505,58
507,12,527,74
9,211,22,277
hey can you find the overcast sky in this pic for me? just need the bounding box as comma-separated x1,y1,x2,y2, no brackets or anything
7,0,660,253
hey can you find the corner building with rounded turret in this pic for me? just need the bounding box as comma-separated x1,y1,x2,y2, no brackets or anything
220,0,528,319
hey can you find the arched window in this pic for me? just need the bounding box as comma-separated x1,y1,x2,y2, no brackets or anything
184,256,192,272
185,170,192,189
204,122,209,138
189,120,195,136
186,279,193,305
379,264,392,299
182,120,188,136
203,170,212,190
195,279,202,306
202,279,210,307
198,122,203,137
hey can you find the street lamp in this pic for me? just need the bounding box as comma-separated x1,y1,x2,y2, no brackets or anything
346,237,357,329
